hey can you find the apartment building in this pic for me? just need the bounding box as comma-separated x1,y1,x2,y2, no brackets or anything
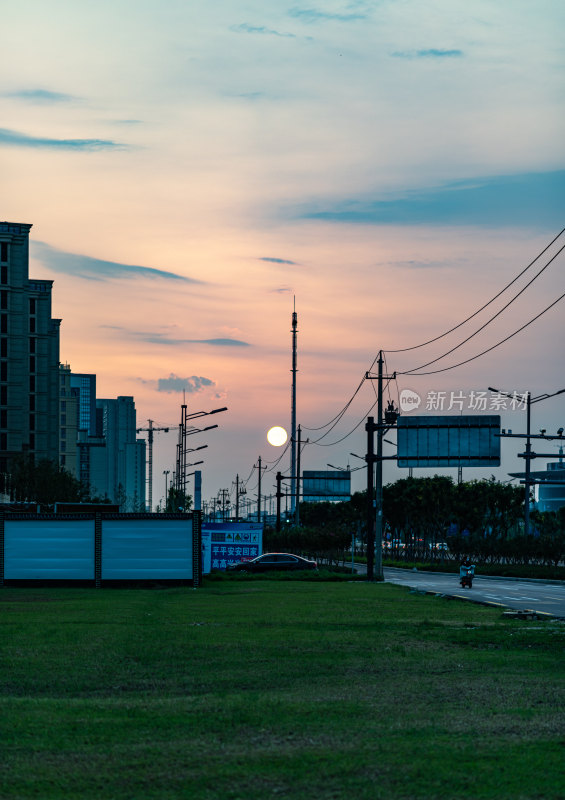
0,221,60,472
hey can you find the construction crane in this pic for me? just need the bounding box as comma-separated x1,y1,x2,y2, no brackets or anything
136,420,170,511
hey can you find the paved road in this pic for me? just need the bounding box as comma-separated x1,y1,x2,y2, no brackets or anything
381,567,565,618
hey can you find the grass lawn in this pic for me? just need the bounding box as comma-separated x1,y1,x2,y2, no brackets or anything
1,579,564,799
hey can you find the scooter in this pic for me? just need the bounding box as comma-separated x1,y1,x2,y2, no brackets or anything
459,564,475,589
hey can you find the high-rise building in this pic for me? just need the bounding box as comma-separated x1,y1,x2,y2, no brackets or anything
69,372,96,435
59,363,79,477
0,222,60,472
95,396,146,510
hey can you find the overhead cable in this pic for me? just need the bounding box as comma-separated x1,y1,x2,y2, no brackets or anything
301,374,367,431
308,378,394,447
397,290,565,376
385,226,565,354
401,241,565,374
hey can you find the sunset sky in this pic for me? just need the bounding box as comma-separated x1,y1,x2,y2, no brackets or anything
3,0,564,511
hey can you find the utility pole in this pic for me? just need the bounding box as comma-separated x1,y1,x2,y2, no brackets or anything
163,469,170,511
234,474,246,521
290,302,298,516
365,416,375,581
375,353,384,581
365,351,397,581
276,471,297,531
294,424,302,526
217,489,230,521
255,456,267,523
136,419,170,512
276,472,283,532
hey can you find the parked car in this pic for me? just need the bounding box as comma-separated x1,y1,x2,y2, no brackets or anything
227,552,318,572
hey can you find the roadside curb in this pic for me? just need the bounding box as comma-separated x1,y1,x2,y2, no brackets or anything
408,586,561,620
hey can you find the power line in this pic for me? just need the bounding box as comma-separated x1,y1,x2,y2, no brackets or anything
397,290,565,377
308,378,394,447
301,230,565,443
401,240,565,374
301,374,367,431
300,309,405,438
385,226,565,354
263,438,291,473
308,401,377,446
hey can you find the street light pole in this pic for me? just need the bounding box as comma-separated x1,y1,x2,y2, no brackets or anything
489,386,565,536
175,405,227,499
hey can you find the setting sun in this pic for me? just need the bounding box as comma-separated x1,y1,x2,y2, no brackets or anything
267,426,288,447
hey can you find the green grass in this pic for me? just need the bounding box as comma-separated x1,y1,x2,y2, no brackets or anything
1,581,564,799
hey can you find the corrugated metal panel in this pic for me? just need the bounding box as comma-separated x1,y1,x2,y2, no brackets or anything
4,519,95,579
101,518,193,579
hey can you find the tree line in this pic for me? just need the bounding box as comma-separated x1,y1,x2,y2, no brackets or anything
1,456,194,513
1,456,143,511
265,476,565,568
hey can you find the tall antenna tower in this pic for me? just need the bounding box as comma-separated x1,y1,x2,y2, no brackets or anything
290,299,298,515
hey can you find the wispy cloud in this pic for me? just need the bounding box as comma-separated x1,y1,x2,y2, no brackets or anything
32,241,202,283
270,286,293,294
231,22,295,37
143,335,251,347
260,256,299,265
158,374,216,394
388,259,459,270
109,327,251,347
230,91,266,101
288,7,367,23
0,128,124,151
5,88,78,103
297,170,565,229
392,49,464,59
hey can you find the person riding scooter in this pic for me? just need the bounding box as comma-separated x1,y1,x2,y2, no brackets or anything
459,558,475,589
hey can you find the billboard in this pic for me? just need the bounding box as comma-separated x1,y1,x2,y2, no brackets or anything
302,470,351,502
397,415,501,468
201,522,263,572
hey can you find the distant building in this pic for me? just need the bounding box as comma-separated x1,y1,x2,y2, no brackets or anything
536,450,565,513
95,396,146,510
69,372,97,435
59,364,79,477
510,450,565,514
77,429,106,498
0,222,60,472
